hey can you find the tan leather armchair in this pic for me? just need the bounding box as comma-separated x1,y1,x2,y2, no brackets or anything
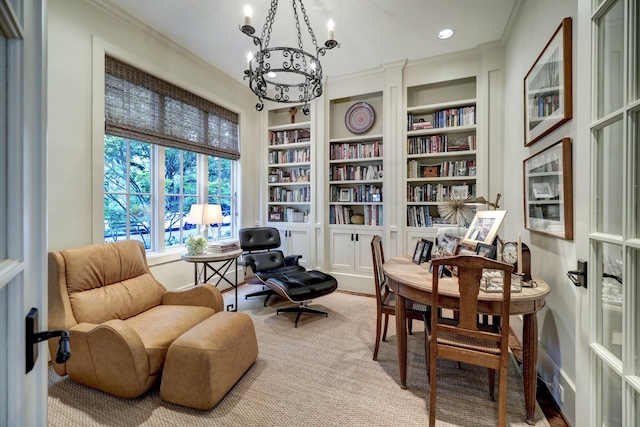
48,240,225,398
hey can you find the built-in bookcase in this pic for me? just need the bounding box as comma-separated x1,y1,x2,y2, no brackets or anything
405,77,478,230
265,105,313,267
267,108,312,223
328,92,384,227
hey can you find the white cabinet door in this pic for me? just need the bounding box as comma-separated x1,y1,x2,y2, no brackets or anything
329,229,356,272
272,224,313,268
353,230,376,274
287,226,311,268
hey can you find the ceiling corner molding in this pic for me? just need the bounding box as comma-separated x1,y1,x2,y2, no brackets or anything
381,59,408,71
0,0,24,39
501,0,526,44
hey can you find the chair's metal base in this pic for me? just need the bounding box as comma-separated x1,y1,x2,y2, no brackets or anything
276,302,328,328
244,288,275,307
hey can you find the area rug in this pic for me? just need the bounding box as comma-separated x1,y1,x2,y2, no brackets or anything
48,285,549,426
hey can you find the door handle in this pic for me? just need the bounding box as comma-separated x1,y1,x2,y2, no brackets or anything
26,307,71,373
355,233,359,242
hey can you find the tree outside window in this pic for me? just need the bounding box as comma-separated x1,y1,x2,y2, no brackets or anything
104,136,234,250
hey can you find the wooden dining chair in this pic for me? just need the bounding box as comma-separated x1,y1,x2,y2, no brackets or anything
427,255,514,427
371,235,430,361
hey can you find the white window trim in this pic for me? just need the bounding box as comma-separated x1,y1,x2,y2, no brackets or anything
92,37,241,255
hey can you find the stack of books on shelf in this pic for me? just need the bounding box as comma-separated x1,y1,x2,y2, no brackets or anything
209,239,240,253
407,115,433,131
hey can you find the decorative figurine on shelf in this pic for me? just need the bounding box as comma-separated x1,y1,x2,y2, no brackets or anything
289,106,298,123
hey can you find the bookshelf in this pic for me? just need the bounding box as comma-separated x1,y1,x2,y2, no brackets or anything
328,135,384,226
405,77,478,240
327,92,383,284
265,106,313,267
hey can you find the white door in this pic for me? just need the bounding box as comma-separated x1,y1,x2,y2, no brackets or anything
0,1,47,426
587,1,639,425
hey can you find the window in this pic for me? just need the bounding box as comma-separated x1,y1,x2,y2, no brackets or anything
104,56,239,252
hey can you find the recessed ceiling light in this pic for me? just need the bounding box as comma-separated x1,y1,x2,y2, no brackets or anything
437,29,454,40
267,71,277,78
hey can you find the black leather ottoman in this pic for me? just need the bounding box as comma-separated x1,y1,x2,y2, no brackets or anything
265,270,338,327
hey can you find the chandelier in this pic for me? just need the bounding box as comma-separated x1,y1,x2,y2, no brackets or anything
240,1,339,113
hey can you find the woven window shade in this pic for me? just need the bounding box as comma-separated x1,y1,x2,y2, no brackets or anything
105,56,240,160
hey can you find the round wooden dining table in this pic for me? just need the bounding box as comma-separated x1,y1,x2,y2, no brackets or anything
383,255,550,425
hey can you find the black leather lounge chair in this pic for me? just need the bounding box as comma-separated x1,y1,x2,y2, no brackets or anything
239,227,338,327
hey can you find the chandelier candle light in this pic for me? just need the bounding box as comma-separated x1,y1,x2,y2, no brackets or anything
240,1,339,112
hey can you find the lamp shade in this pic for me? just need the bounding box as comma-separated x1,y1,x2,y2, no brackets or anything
187,204,223,225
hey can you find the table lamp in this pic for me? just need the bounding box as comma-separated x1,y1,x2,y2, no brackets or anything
187,204,223,241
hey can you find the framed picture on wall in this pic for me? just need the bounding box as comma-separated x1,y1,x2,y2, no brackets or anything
524,138,573,240
524,17,572,146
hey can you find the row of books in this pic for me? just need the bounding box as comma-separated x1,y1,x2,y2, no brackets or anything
268,149,310,165
330,141,382,160
209,239,240,253
329,164,382,182
407,206,434,228
408,106,476,130
269,187,311,203
329,205,383,226
528,94,560,120
408,160,476,179
407,134,476,155
330,185,382,203
268,167,310,184
407,183,476,202
431,106,476,128
269,129,311,145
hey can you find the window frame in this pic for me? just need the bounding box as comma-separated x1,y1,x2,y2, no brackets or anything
103,137,236,254
92,40,241,262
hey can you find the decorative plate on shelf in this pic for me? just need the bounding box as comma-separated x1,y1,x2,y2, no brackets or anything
345,102,375,134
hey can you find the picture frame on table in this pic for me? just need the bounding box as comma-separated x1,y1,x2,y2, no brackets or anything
428,262,448,278
420,239,433,263
458,248,477,256
524,138,573,240
475,243,497,259
524,17,572,146
412,240,426,265
461,210,508,249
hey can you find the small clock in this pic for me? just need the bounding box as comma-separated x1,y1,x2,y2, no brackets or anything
501,241,532,282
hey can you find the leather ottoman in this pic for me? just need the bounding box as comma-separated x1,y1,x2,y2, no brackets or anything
266,270,338,327
160,311,258,410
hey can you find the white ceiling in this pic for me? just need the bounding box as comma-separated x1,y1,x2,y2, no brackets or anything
101,0,517,83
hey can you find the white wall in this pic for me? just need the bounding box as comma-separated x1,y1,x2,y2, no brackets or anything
503,0,582,424
47,0,260,288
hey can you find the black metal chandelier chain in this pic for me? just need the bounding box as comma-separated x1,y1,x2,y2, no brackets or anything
297,0,319,50
261,0,278,48
292,0,303,51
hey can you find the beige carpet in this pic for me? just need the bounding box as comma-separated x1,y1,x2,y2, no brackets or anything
48,285,549,426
